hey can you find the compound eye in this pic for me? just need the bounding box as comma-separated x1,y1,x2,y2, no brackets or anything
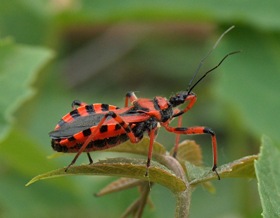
155,97,169,110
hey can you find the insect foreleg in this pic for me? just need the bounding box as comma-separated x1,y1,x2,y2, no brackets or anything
171,94,197,118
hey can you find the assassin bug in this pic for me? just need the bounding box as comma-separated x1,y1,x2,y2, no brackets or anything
50,26,239,179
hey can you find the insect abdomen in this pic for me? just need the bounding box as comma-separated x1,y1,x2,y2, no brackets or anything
51,133,129,153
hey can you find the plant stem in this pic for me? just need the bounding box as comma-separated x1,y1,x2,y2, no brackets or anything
175,184,192,218
155,155,191,218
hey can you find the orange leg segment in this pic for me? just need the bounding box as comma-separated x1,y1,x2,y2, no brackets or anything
163,124,220,179
145,127,158,177
65,111,140,172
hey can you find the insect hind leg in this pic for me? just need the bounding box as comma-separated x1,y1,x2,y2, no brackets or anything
71,100,88,109
163,124,220,180
87,152,93,164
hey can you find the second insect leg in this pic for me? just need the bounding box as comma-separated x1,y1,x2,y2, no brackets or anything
65,111,140,171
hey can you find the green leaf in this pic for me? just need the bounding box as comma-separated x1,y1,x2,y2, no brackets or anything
173,140,216,193
0,0,52,44
0,128,56,175
255,136,280,218
218,155,257,179
0,39,53,141
189,155,258,186
26,157,186,193
95,178,145,197
172,140,203,166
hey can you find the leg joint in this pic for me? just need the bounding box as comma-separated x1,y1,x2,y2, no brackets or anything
105,111,117,118
72,100,82,108
126,92,134,98
203,127,215,136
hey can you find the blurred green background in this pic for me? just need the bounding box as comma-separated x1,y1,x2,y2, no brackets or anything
1,0,280,217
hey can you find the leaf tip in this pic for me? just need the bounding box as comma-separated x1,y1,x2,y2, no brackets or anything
25,178,36,187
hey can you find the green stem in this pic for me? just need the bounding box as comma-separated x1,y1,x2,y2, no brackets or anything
155,155,191,218
175,185,192,218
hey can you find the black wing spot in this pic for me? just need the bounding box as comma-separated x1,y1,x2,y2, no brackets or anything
70,109,80,118
100,125,108,133
83,128,92,137
68,136,76,141
86,105,95,113
115,124,121,131
101,104,109,111
51,140,68,152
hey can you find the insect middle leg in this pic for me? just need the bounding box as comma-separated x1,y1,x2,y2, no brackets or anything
145,127,158,176
163,124,220,179
65,111,141,172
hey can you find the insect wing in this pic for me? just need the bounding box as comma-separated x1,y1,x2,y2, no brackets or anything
49,113,105,138
49,109,150,139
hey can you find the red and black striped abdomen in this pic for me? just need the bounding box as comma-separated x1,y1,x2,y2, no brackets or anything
54,103,120,130
50,103,131,153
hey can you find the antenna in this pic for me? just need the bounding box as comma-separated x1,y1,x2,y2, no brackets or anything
186,25,236,92
188,51,240,93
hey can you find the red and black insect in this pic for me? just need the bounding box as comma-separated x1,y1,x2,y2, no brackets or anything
50,28,239,179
